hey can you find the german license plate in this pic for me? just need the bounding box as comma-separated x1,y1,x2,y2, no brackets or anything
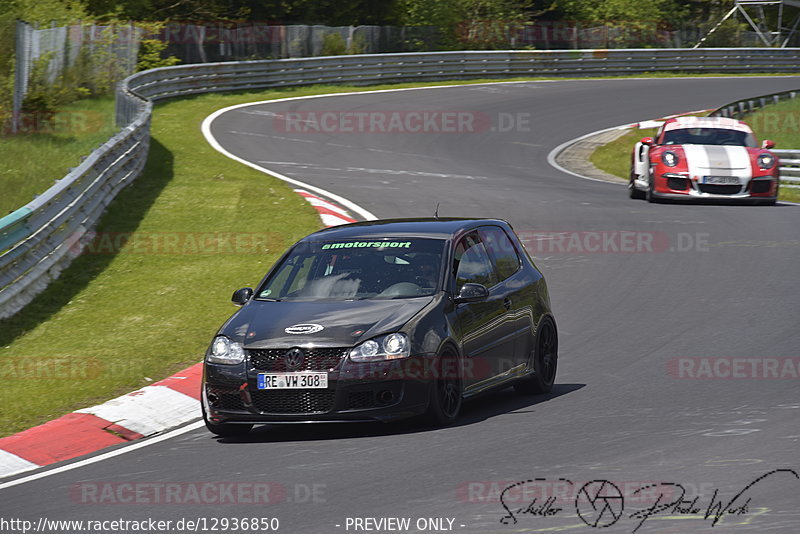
702,175,740,185
257,373,328,389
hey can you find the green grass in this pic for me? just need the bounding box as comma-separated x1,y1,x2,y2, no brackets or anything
591,127,658,181
0,90,328,437
2,77,800,436
591,101,800,203
0,97,117,216
742,97,800,202
741,97,800,152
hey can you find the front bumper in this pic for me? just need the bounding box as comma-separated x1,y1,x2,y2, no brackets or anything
652,173,778,201
203,353,435,424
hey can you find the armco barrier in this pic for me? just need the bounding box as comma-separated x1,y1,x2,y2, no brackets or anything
710,89,800,181
4,48,800,319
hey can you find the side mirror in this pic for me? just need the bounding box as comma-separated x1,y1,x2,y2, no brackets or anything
762,139,775,149
231,287,253,306
454,283,489,304
640,137,654,146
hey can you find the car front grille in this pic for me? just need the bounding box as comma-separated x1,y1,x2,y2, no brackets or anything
251,390,336,414
749,180,772,194
698,184,742,195
346,391,376,410
667,176,690,191
248,348,347,372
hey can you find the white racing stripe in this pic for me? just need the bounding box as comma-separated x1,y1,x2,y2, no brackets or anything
724,146,753,178
683,145,711,178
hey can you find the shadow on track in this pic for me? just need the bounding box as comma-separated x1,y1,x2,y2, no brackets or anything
210,383,585,444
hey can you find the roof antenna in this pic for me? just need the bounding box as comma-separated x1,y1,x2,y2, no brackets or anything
434,202,440,219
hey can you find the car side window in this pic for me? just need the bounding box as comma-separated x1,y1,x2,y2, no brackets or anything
453,233,497,289
479,226,521,282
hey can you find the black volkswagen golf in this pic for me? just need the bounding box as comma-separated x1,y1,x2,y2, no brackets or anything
202,218,557,436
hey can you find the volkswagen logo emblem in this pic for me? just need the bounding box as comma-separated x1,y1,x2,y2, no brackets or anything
285,323,324,335
284,348,305,370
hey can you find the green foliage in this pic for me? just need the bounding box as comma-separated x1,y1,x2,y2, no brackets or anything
321,33,348,55
137,38,181,71
396,0,534,50
559,0,685,23
1,0,88,26
136,23,181,71
320,32,368,56
695,18,750,48
349,33,367,54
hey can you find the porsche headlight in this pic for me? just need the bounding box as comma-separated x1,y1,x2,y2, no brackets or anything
350,333,410,362
757,153,775,170
662,151,679,167
207,336,245,365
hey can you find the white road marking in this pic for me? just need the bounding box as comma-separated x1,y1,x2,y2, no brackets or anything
257,161,489,180
0,421,205,490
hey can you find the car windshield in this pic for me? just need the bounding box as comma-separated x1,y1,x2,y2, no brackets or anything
257,238,446,301
663,127,757,147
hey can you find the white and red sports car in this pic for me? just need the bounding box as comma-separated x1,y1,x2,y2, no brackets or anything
629,116,779,204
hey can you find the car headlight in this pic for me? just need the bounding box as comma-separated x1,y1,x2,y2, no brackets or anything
349,333,410,362
757,153,775,170
661,151,679,167
207,336,245,365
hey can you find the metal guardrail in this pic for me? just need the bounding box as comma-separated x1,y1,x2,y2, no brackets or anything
4,48,800,319
773,149,800,180
710,89,800,181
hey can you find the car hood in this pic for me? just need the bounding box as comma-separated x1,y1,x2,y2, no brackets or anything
681,144,752,171
223,297,435,348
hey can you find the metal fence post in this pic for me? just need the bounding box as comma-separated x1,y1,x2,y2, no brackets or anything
12,20,32,134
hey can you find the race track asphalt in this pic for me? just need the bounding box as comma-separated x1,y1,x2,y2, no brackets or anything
2,76,799,534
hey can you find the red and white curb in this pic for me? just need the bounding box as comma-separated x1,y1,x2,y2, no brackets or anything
0,364,202,479
0,194,358,480
295,189,357,226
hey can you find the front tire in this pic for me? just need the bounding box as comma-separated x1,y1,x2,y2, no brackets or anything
645,172,658,203
629,178,645,199
203,405,253,437
629,166,646,199
426,351,462,426
515,318,558,395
